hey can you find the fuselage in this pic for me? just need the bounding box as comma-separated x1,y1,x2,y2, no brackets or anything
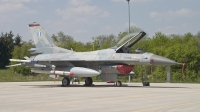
33,48,177,74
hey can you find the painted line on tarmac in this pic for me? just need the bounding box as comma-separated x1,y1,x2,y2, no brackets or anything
133,101,200,112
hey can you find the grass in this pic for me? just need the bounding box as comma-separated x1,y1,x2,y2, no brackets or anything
0,69,55,82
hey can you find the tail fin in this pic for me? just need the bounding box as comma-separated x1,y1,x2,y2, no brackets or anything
29,22,55,48
28,22,72,54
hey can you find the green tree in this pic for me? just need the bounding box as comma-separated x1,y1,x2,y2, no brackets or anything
14,34,22,46
11,40,35,75
92,34,117,50
0,31,15,68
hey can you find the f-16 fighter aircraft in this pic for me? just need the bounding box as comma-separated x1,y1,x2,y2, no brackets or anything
8,22,178,87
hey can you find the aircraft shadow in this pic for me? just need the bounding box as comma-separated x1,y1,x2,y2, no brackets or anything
20,84,188,89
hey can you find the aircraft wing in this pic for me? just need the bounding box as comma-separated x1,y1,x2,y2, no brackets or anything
9,59,83,62
8,58,139,66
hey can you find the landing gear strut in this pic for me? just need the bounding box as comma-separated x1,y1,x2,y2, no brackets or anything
85,77,93,86
141,66,150,86
62,77,70,86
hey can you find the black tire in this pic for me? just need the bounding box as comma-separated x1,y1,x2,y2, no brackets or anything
85,77,93,86
62,77,70,86
142,82,150,86
116,81,122,87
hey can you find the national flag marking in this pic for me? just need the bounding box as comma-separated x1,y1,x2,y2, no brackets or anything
37,32,41,37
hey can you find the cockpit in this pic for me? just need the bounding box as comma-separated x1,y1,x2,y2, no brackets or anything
112,31,146,53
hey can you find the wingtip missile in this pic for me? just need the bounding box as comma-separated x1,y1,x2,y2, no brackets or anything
9,59,38,63
6,63,22,67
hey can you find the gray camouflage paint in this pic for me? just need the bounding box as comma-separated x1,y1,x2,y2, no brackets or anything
9,23,178,82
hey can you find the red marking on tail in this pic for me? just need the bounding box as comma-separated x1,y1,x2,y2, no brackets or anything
29,24,40,27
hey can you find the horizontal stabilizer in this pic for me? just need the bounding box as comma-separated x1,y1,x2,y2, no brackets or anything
24,56,31,60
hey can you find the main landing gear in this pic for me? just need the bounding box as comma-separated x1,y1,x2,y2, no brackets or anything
116,81,122,87
84,77,93,86
108,81,122,87
62,77,70,86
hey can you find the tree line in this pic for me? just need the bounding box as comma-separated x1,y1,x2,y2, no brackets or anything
0,31,22,68
1,27,200,82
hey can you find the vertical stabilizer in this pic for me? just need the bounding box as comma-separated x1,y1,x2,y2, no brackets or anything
28,22,72,54
29,22,55,48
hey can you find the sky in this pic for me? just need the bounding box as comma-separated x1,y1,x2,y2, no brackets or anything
0,0,200,43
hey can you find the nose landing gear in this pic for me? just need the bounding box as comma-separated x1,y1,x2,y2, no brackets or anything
141,66,150,86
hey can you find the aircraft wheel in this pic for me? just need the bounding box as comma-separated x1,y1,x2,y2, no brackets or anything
116,81,122,87
143,82,150,86
85,77,93,86
62,77,70,86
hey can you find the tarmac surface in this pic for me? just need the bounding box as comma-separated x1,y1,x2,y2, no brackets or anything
0,81,200,112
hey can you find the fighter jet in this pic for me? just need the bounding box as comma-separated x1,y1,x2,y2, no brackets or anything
8,22,178,87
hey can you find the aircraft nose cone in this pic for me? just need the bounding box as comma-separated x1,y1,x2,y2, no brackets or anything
150,55,177,66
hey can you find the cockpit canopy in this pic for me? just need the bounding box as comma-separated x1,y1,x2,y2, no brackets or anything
113,31,146,53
